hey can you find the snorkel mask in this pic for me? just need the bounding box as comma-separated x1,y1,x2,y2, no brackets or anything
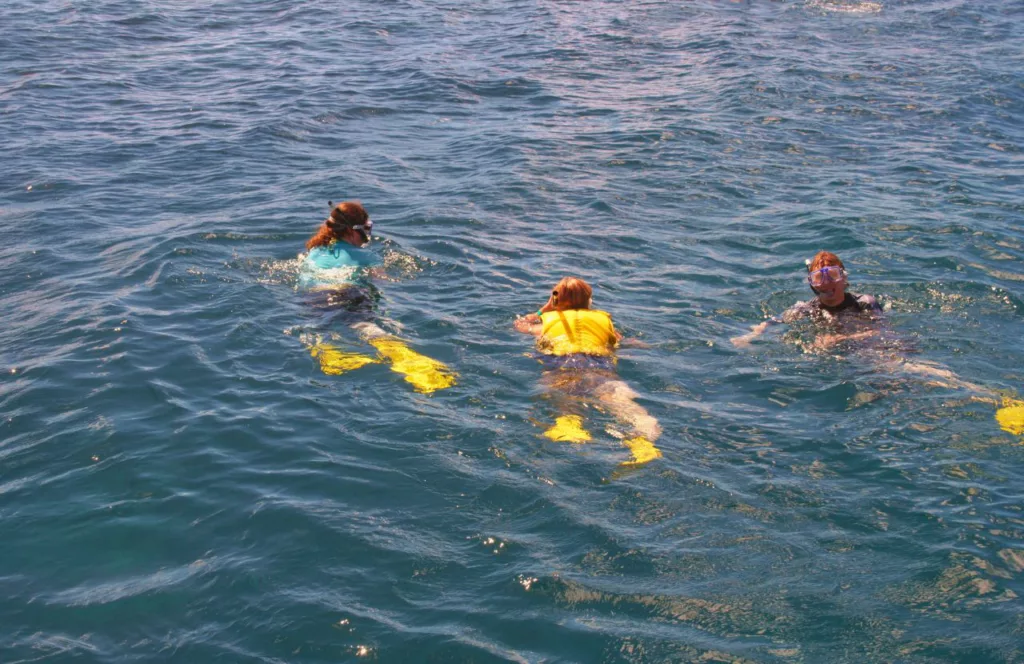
805,258,847,294
351,219,373,244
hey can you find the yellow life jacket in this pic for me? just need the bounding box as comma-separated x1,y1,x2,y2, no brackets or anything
539,309,618,356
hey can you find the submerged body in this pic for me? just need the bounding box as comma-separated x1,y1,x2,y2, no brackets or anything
730,251,1022,435
534,309,620,397
299,241,382,325
781,292,881,322
782,291,885,353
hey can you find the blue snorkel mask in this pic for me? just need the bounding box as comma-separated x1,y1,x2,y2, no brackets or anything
805,258,847,294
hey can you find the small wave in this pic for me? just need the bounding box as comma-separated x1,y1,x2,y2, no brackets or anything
44,558,214,607
237,256,302,287
881,553,1018,620
244,242,437,290
300,264,360,288
807,0,882,14
380,246,436,280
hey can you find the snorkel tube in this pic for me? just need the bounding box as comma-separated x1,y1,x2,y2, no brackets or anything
805,258,820,295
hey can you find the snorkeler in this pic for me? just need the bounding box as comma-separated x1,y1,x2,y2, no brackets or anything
297,201,456,394
514,277,662,467
731,250,882,350
729,251,1024,435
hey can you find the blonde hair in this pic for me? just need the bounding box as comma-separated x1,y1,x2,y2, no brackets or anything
550,277,593,311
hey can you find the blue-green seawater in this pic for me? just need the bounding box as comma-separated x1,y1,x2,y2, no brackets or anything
2,1,1023,661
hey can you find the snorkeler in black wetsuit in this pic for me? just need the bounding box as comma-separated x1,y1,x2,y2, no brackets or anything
731,250,881,349
728,251,1024,434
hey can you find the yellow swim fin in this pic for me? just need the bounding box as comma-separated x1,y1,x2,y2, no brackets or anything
368,337,457,393
620,436,663,467
996,398,1024,436
543,415,592,443
308,342,379,376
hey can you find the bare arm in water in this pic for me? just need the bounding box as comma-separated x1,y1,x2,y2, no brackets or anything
731,319,774,347
513,313,543,336
732,294,883,348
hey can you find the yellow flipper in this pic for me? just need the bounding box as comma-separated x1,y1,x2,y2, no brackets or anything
996,398,1024,436
620,436,663,467
543,415,592,443
368,338,457,393
308,343,379,376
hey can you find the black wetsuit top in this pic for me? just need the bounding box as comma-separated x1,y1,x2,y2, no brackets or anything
781,292,881,323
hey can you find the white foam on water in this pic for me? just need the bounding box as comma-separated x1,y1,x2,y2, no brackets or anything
807,0,883,14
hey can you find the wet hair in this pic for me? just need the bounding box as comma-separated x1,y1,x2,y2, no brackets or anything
550,277,593,311
306,201,369,250
808,251,845,273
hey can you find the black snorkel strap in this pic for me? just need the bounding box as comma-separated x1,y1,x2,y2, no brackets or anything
326,201,373,244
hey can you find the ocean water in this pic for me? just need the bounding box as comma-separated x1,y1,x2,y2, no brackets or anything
2,0,1023,661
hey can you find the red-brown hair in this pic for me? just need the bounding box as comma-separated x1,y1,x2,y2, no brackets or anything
306,201,369,250
808,251,844,272
550,277,593,311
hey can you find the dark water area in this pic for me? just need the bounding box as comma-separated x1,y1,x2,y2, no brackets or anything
2,0,1023,661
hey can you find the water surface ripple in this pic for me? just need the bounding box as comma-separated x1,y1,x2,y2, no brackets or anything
2,1,1023,662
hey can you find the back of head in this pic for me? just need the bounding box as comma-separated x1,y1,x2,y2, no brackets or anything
306,201,369,250
551,276,593,311
808,250,844,272
328,202,368,230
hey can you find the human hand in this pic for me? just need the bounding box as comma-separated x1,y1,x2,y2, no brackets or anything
513,313,541,333
812,330,878,351
731,322,768,348
811,333,841,351
730,334,754,348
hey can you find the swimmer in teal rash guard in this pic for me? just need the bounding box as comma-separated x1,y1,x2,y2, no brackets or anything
302,201,374,273
296,200,457,393
731,250,882,350
298,201,381,320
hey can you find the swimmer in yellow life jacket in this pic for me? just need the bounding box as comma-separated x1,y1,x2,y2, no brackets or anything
514,276,662,467
296,200,456,394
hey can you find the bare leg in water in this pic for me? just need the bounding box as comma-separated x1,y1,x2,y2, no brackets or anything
594,379,663,466
886,357,1024,436
539,371,663,466
795,329,1022,436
